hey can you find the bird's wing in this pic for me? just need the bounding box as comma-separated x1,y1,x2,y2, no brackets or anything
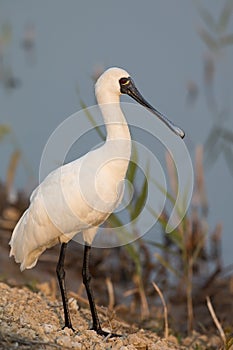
9,147,128,271
9,161,84,270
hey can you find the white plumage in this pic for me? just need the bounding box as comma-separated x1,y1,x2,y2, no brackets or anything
10,68,132,271
9,67,184,334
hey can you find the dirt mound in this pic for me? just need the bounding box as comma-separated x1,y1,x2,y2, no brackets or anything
0,282,182,350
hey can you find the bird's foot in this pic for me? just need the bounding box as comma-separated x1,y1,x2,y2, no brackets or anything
93,327,122,338
62,323,76,332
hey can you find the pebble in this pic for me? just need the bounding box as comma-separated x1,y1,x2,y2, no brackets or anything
68,297,79,311
43,323,57,333
56,335,83,348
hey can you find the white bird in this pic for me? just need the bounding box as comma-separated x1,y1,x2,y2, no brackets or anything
9,67,184,336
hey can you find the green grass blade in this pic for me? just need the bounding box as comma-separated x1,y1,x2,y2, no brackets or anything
0,124,11,142
132,175,148,220
145,239,180,256
79,98,105,140
195,1,218,33
126,145,138,185
151,178,176,205
219,34,233,47
154,252,181,278
218,0,233,33
198,28,218,51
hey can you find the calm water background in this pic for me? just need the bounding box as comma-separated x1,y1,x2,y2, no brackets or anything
0,1,232,265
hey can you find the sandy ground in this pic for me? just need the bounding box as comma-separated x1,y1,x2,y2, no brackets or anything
0,282,181,350
0,282,225,350
0,202,231,349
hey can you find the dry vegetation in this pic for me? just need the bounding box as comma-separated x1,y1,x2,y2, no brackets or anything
0,182,233,349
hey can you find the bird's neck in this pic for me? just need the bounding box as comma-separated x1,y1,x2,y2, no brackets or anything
96,90,131,179
96,91,131,142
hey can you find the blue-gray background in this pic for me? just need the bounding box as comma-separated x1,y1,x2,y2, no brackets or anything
0,1,232,264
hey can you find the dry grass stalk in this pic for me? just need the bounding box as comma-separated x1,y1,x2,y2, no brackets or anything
187,257,194,335
76,280,85,297
211,223,222,267
204,53,215,85
206,296,226,345
105,277,115,310
152,281,168,339
123,288,138,297
69,290,111,316
6,150,21,199
165,151,177,198
50,277,57,300
192,145,208,216
134,274,150,320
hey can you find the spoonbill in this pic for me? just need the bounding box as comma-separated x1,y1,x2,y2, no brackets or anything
9,67,184,336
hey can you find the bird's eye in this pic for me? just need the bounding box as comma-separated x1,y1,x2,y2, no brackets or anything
119,77,130,86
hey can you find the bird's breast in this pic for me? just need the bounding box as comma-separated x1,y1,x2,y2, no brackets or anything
38,140,131,234
77,154,129,217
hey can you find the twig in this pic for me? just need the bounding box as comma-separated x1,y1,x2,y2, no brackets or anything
165,151,178,198
134,274,150,319
123,288,138,297
106,277,115,310
152,282,168,339
187,257,194,334
202,266,221,289
69,291,109,315
206,296,226,345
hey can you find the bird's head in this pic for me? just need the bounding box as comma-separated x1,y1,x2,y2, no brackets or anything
95,67,130,98
95,67,185,139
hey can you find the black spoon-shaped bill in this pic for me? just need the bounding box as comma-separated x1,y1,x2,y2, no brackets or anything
120,77,185,139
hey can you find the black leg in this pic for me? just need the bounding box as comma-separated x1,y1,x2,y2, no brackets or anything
82,244,102,333
82,244,121,337
56,242,74,330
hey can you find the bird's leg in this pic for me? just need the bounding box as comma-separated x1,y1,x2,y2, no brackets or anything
56,242,74,331
82,244,121,337
82,244,102,333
